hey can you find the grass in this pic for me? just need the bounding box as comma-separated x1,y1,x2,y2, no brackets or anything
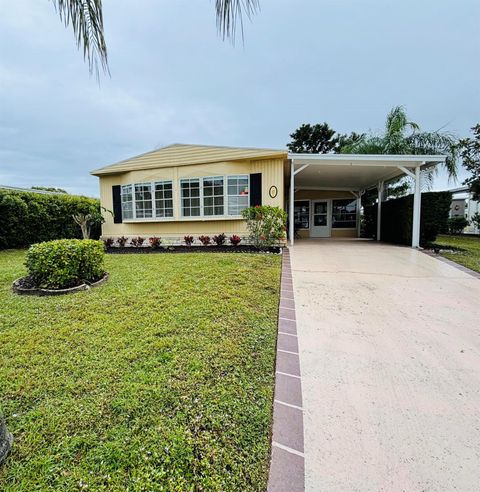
0,250,281,491
432,234,480,273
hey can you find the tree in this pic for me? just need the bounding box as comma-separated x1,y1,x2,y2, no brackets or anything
341,106,458,179
458,124,480,200
52,0,259,76
287,123,363,154
73,205,111,239
31,186,68,194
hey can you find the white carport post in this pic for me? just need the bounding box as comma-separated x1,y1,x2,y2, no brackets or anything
289,160,295,246
376,181,384,241
356,190,364,238
411,165,422,248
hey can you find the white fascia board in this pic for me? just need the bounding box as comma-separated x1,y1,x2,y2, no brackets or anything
288,153,446,166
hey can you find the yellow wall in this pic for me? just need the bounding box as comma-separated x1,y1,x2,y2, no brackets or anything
294,189,358,239
98,158,285,238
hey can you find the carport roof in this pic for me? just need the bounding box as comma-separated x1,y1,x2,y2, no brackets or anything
288,153,447,190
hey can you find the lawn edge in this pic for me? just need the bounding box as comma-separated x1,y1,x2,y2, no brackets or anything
422,250,480,279
267,248,305,492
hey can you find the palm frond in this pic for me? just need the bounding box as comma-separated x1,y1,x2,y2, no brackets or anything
216,0,260,41
52,0,109,77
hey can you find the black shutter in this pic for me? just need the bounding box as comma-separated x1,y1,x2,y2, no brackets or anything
249,173,262,207
112,185,122,223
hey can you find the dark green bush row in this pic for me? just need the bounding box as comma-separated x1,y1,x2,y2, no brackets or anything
363,191,452,246
0,190,101,248
25,239,105,289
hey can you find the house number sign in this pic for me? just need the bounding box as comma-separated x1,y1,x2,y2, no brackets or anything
269,186,278,198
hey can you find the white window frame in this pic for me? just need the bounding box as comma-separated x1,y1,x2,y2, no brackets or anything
154,180,174,219
121,180,175,222
121,184,133,220
180,178,202,218
134,182,153,219
202,175,225,217
227,174,250,217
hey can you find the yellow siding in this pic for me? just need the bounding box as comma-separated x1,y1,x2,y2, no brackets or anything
92,143,287,175
99,158,285,239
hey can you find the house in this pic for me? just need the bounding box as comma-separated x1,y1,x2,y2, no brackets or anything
449,186,480,234
91,143,446,247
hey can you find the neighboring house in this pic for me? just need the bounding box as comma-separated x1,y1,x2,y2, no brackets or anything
0,185,64,195
449,186,480,234
91,143,446,247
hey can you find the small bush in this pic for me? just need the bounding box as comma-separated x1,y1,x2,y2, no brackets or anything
229,235,242,246
25,239,105,289
130,237,145,248
184,235,194,246
447,217,469,234
198,235,211,246
103,237,114,248
117,236,128,247
242,206,287,248
149,236,162,248
212,233,226,246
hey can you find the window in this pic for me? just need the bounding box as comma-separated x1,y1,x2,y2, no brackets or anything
181,178,201,217
294,201,310,229
121,184,133,219
332,199,357,228
154,181,173,218
227,175,249,216
203,176,224,216
134,183,153,218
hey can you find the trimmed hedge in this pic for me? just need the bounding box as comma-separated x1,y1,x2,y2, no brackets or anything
25,239,105,289
0,190,101,248
364,191,452,246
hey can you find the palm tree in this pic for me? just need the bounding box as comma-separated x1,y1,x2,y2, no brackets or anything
341,106,458,179
52,0,259,76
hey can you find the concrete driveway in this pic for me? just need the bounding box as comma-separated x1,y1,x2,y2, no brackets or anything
290,239,480,491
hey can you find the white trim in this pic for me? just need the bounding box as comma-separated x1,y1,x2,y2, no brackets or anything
274,400,303,411
276,371,301,379
289,153,446,164
412,165,422,248
295,186,360,192
290,160,295,246
272,441,305,458
293,163,310,175
397,166,415,179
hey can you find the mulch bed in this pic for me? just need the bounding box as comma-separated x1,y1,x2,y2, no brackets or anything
12,272,109,296
106,246,282,254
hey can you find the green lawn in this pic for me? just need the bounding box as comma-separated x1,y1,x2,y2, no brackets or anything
433,234,480,273
0,250,281,491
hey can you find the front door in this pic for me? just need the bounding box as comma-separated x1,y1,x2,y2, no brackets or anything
311,200,331,237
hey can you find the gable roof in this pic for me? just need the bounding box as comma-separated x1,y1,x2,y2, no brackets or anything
91,143,287,176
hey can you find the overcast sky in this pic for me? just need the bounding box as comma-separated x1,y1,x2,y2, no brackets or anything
1,0,479,196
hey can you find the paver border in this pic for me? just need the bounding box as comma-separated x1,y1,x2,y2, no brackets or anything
422,250,480,279
267,248,305,492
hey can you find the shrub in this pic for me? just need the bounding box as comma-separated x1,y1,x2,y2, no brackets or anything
363,191,452,245
0,189,102,249
25,239,105,289
447,216,469,234
184,235,194,246
149,236,162,248
117,236,128,247
212,233,226,246
471,212,480,231
103,237,114,248
198,235,211,246
229,235,242,246
241,206,287,248
131,237,145,248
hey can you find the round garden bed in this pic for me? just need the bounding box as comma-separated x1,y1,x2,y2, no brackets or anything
106,245,282,254
12,272,109,296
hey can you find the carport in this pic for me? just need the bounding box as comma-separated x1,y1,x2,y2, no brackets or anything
288,154,446,248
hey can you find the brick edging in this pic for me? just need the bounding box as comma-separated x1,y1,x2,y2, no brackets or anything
267,248,305,492
422,250,480,279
